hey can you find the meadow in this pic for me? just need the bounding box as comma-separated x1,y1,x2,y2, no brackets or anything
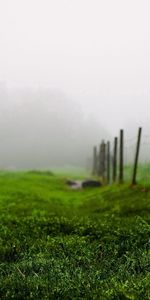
0,167,150,299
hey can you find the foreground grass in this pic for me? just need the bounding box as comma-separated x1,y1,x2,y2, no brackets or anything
0,171,150,299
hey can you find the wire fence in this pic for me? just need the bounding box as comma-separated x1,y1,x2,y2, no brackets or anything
91,127,150,186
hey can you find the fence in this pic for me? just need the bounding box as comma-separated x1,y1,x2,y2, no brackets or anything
91,127,150,185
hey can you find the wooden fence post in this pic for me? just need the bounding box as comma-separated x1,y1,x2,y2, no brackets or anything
97,143,101,177
98,140,106,182
102,141,106,183
132,127,142,185
119,129,124,183
98,141,103,177
113,137,118,183
107,141,110,184
92,146,97,175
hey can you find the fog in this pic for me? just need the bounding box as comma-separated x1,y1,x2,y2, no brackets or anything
0,0,150,168
0,86,109,168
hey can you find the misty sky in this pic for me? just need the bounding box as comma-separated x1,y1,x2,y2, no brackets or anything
1,0,150,134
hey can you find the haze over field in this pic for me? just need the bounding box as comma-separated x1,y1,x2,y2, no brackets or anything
0,0,150,168
0,86,109,168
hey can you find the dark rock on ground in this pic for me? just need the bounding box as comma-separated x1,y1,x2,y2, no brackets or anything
66,180,78,186
66,179,102,189
82,179,102,188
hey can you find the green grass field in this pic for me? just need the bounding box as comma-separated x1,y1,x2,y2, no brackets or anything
1,168,150,299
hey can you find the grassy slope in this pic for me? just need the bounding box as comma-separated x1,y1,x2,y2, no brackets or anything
0,171,150,299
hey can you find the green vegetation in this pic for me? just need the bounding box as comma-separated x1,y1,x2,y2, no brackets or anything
124,163,150,186
0,169,150,299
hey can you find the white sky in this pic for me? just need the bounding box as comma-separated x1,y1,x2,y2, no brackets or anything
0,0,150,134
